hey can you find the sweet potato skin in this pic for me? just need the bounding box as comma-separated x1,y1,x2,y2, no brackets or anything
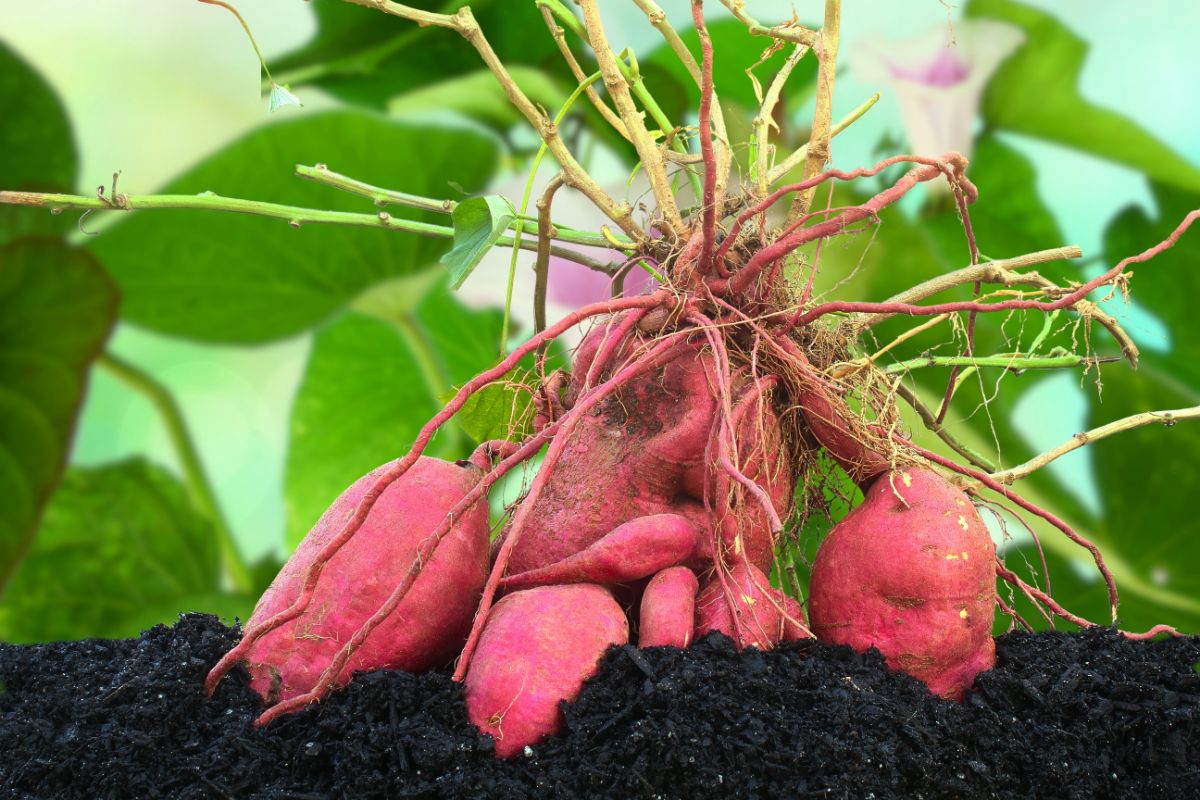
638,566,699,648
241,457,490,704
694,562,792,651
464,584,628,757
808,467,996,700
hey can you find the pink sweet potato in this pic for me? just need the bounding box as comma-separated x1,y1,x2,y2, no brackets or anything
638,566,699,648
241,457,490,704
500,513,701,592
464,584,628,757
695,562,796,651
808,467,996,700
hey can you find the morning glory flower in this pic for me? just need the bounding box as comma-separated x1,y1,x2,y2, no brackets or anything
852,21,1024,161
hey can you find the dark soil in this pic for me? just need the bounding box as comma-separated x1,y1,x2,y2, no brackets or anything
1,615,1197,799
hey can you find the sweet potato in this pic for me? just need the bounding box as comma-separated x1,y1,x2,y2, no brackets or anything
694,561,798,651
464,584,628,757
240,457,490,704
808,467,996,700
638,566,699,648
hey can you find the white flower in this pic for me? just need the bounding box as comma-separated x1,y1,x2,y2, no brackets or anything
852,21,1024,161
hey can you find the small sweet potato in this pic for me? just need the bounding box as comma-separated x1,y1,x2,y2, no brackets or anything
694,562,797,651
808,467,996,700
638,566,699,648
240,457,490,704
464,584,628,757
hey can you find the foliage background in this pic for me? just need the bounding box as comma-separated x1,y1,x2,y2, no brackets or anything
1,0,1198,642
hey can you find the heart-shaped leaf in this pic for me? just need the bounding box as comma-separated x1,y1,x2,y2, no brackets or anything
442,195,517,289
0,240,117,592
0,42,77,245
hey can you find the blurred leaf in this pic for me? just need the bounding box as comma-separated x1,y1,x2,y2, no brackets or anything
0,43,75,192
1081,184,1200,632
967,0,1200,193
88,112,498,344
271,0,562,113
0,240,117,592
0,42,77,245
442,195,516,289
0,459,239,643
389,67,567,128
285,281,517,548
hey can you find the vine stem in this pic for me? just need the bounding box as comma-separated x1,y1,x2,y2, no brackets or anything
294,163,632,251
97,352,253,594
788,0,841,222
719,0,819,46
0,190,618,273
990,405,1200,486
346,0,646,245
579,0,681,230
880,353,1118,375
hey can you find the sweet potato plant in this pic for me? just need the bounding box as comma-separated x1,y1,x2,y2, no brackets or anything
2,0,1198,760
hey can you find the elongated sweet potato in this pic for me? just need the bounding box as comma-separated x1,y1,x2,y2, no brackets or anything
464,584,628,757
808,467,996,700
240,457,490,704
639,566,699,648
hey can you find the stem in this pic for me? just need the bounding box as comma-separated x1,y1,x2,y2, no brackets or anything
579,0,682,230
719,0,819,46
196,0,275,84
767,92,880,185
346,0,646,244
534,175,567,335
692,0,717,274
630,0,733,203
97,353,253,594
882,353,1116,376
788,0,841,222
502,69,607,353
893,381,997,472
537,2,630,140
754,44,809,196
295,163,631,251
991,406,1200,486
0,189,619,272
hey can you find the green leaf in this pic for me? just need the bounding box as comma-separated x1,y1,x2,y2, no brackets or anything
0,459,241,643
389,67,568,129
0,42,77,245
284,278,519,547
0,240,117,592
441,195,516,289
455,382,536,444
88,112,498,343
966,0,1200,193
0,43,75,193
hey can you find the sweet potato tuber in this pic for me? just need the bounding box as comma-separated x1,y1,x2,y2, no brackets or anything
638,566,700,648
464,583,628,757
808,467,996,700
239,457,490,705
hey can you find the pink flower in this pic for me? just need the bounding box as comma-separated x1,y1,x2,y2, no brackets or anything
852,21,1024,161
